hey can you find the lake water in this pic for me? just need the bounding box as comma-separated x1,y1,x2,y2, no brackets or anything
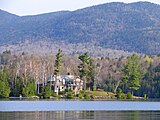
1,111,160,120
0,101,160,120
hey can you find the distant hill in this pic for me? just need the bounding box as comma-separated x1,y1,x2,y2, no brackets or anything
0,2,160,57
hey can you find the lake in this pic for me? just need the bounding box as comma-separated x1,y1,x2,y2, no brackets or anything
0,100,160,120
1,111,160,120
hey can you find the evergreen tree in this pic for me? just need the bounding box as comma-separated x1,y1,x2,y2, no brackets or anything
0,81,10,98
42,85,53,98
121,54,142,95
78,52,90,90
54,49,63,75
2,65,9,83
87,58,95,89
78,52,95,90
22,79,36,97
54,49,63,95
12,77,23,97
0,66,10,98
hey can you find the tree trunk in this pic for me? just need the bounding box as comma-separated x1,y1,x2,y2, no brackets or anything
132,91,134,97
84,77,87,90
114,80,121,93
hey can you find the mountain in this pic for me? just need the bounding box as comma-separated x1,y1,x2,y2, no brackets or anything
0,2,160,57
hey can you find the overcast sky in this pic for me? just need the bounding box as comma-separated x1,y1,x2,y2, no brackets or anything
0,0,160,16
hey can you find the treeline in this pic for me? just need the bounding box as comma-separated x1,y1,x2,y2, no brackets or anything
101,55,160,98
0,50,95,98
0,50,160,98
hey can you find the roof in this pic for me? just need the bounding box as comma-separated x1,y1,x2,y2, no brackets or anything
47,75,75,82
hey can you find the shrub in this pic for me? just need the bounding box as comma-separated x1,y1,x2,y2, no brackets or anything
127,92,132,99
93,86,96,91
42,85,53,98
116,93,126,99
51,92,57,97
90,94,94,99
116,93,122,99
117,88,122,94
37,93,42,97
144,94,147,100
121,94,126,99
80,90,86,94
65,89,68,92
66,92,74,99
59,91,65,95
0,81,10,98
56,95,60,99
78,93,83,99
84,94,90,100
22,81,36,97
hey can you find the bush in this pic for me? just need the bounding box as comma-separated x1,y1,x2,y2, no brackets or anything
59,91,66,95
144,94,147,100
78,93,83,99
42,85,53,98
84,94,90,100
22,81,36,97
116,93,126,99
127,92,132,99
90,94,94,99
80,90,86,94
116,93,122,99
51,92,57,97
56,95,60,99
37,93,42,97
121,94,126,99
117,88,122,94
0,81,10,98
66,92,74,99
93,86,96,91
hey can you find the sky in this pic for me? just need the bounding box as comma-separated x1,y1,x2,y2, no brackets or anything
0,0,160,16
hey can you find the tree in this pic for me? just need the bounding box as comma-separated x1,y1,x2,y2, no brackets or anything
22,80,36,97
78,52,95,90
87,58,95,89
121,54,142,95
54,49,63,75
0,66,10,98
42,85,53,98
54,49,63,95
0,81,10,98
78,52,90,90
1,50,12,65
12,77,23,97
2,65,9,83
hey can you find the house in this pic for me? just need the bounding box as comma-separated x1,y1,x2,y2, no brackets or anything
36,74,83,95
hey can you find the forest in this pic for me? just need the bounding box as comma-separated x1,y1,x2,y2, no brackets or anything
0,50,160,99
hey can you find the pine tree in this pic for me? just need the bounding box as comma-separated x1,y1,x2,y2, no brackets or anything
78,52,90,90
12,77,23,97
121,54,142,95
87,58,95,89
0,66,10,98
22,79,36,97
54,49,63,95
54,49,63,75
78,52,95,90
42,85,53,98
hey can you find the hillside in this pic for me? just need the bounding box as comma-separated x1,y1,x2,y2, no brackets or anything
0,2,160,56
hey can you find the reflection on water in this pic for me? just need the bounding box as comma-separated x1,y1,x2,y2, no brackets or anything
0,111,160,120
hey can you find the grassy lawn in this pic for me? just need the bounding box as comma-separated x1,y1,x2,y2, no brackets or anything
90,90,108,96
87,89,116,98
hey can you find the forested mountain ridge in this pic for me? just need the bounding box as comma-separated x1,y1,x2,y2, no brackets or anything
0,2,160,56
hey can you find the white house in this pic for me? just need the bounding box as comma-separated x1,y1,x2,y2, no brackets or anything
37,74,83,95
